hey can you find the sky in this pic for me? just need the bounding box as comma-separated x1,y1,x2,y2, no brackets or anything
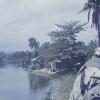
0,0,97,52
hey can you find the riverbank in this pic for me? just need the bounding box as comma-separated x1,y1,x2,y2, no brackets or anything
46,71,76,100
29,68,68,77
28,68,76,100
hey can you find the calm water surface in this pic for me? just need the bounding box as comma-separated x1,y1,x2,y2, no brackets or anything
0,64,50,100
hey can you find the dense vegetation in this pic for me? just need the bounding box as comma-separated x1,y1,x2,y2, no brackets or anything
27,21,97,70
0,21,97,70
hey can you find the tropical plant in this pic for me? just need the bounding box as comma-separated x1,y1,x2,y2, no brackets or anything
81,0,100,46
28,37,40,58
86,40,97,59
49,21,86,44
28,37,39,51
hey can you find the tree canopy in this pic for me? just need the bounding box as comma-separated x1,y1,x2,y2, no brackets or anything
28,37,39,50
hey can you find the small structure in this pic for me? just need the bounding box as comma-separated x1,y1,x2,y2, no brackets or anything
50,61,56,72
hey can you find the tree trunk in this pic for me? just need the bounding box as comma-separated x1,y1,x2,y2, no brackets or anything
98,24,100,46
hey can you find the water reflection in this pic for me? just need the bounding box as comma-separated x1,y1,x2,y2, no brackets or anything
0,64,50,100
29,73,49,90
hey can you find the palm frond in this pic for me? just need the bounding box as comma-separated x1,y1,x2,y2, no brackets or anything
79,2,93,13
88,9,91,22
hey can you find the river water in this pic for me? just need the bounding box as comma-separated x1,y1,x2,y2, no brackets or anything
0,64,50,100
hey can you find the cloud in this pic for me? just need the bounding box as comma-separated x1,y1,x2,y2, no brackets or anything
0,0,96,51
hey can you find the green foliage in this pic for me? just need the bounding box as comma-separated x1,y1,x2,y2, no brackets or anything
27,21,96,70
49,21,86,43
7,51,27,60
26,51,34,60
0,51,7,59
28,37,40,58
38,42,57,66
85,40,97,59
28,37,39,50
49,21,86,54
37,21,87,69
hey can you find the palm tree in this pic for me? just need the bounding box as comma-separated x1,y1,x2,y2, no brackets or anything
81,0,100,46
28,37,39,57
28,37,39,51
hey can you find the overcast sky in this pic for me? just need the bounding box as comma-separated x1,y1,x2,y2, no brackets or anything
0,0,97,52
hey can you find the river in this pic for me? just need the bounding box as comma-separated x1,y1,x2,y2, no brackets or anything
0,64,50,100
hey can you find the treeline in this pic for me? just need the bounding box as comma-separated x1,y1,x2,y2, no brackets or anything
0,51,27,60
0,21,97,70
0,51,32,64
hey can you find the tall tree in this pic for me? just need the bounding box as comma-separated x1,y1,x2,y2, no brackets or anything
28,37,39,51
28,37,39,58
81,0,100,46
48,21,87,69
49,21,86,54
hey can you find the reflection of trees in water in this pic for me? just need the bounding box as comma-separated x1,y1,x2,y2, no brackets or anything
28,74,49,90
